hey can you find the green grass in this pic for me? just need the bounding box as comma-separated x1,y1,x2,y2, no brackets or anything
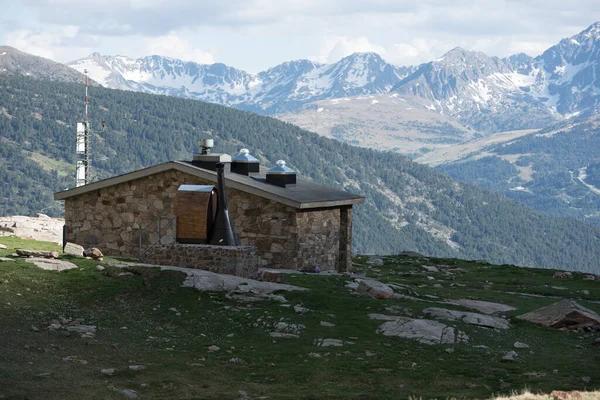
0,239,599,399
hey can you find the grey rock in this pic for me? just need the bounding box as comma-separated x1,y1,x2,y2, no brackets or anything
0,244,6,249
0,257,12,262
24,258,78,272
121,389,138,399
313,338,350,347
100,368,115,375
369,314,469,345
422,265,439,273
502,351,518,362
423,307,510,329
63,242,84,257
443,299,516,315
270,332,299,339
582,290,590,295
16,249,59,259
106,261,308,296
95,265,105,271
582,376,591,384
294,305,310,313
514,342,529,349
320,321,335,327
356,279,393,300
66,325,96,334
128,365,145,371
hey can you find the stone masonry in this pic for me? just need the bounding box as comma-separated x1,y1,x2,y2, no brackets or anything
143,243,257,278
64,168,352,271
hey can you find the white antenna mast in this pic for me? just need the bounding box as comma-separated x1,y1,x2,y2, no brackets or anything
76,69,90,187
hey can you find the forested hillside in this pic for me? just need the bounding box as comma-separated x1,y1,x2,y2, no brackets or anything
1,74,600,272
438,116,600,226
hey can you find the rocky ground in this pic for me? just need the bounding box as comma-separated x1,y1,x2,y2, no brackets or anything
0,238,599,399
0,215,64,244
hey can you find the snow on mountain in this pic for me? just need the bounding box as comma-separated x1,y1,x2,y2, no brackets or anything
391,22,600,132
67,52,415,114
65,21,600,130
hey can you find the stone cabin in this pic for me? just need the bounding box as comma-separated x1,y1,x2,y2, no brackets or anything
54,151,364,272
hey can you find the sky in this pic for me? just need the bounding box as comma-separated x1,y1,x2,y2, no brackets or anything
1,0,599,73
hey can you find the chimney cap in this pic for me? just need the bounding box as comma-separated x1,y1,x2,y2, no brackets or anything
268,160,295,175
232,148,259,163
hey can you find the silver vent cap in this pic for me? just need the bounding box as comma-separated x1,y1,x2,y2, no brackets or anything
232,148,259,163
267,160,295,175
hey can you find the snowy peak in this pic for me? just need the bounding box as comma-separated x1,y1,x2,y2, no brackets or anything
68,51,415,114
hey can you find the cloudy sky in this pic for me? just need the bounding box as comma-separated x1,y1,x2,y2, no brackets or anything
1,0,599,72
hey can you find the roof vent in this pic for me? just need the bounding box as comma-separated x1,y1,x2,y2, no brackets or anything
231,148,260,176
266,160,296,188
192,138,231,171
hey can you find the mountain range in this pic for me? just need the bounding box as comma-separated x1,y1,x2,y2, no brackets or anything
68,51,415,115
65,22,600,133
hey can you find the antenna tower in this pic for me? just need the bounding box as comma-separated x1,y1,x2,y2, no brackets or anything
76,69,91,187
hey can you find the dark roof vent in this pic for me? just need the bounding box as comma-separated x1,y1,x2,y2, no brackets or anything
231,148,260,176
192,138,231,171
266,160,296,188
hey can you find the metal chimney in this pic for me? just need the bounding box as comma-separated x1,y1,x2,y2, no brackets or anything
209,162,239,246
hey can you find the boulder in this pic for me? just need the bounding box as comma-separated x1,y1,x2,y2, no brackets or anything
502,351,518,362
369,314,469,345
83,248,103,259
16,249,59,259
0,244,6,249
517,301,600,330
443,299,516,315
63,242,84,257
423,307,510,329
259,270,282,283
357,279,393,300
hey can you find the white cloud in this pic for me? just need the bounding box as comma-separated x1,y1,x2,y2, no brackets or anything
148,34,215,64
5,25,83,60
314,36,386,64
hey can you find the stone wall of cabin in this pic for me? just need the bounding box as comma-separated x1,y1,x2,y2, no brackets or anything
64,169,301,269
143,243,257,278
296,208,341,271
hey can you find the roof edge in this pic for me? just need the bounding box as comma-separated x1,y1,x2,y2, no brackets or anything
54,161,364,209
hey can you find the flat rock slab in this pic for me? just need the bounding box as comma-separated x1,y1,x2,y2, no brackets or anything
25,258,78,272
0,257,14,262
356,279,393,300
369,314,469,345
423,307,510,329
443,299,516,315
16,249,59,259
106,262,307,295
517,300,600,329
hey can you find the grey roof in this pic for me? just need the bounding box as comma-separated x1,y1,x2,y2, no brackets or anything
54,161,364,210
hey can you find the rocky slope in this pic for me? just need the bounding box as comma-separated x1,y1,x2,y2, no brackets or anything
0,46,92,85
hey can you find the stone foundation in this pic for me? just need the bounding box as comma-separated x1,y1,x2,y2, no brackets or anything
143,243,258,278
